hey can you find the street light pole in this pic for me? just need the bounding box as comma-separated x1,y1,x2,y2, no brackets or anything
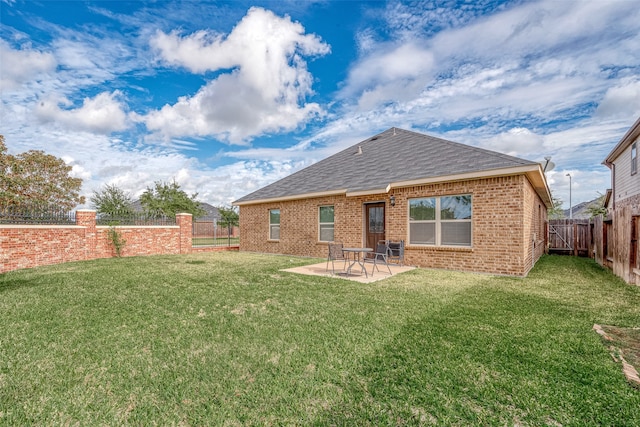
566,173,572,219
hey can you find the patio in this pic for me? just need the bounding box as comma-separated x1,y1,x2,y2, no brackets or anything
282,261,415,283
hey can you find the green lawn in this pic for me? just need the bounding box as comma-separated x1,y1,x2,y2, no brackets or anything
1,253,639,425
192,236,240,246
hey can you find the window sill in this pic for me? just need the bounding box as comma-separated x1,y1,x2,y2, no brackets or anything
407,244,473,252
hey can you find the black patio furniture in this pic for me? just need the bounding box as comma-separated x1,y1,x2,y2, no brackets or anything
364,241,392,276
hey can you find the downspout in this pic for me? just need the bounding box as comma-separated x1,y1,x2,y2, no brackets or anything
612,163,616,210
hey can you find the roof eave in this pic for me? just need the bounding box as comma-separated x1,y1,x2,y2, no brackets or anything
388,165,552,208
234,165,552,208
603,116,640,167
233,189,348,206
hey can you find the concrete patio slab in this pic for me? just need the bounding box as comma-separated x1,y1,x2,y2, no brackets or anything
282,261,416,283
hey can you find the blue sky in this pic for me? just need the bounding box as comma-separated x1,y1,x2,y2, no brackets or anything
2,0,639,210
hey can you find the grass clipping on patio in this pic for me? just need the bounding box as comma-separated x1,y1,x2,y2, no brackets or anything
594,324,640,388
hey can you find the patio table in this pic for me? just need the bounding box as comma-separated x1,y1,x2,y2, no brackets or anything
342,247,373,277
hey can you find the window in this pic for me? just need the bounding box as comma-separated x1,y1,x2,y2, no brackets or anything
319,206,334,242
632,141,637,175
409,195,472,247
269,209,280,240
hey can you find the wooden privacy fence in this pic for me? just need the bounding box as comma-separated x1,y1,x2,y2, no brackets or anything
538,215,638,285
548,219,592,257
592,206,640,285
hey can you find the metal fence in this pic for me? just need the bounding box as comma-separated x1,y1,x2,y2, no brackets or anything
0,204,76,225
192,219,239,247
96,212,176,226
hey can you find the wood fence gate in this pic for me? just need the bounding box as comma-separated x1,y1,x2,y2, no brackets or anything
548,219,592,257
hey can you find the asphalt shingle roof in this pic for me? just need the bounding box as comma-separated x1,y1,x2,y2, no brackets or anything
234,128,539,204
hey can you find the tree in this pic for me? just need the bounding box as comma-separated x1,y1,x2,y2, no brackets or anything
217,205,239,245
0,135,85,210
548,192,564,219
90,184,134,215
140,180,205,219
585,194,608,218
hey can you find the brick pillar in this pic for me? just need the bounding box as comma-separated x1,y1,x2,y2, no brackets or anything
176,213,193,254
76,209,97,261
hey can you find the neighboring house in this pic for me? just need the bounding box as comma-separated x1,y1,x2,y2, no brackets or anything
233,128,552,276
130,200,221,220
600,116,640,283
603,116,640,211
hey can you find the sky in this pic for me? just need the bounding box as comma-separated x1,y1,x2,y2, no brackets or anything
2,0,640,211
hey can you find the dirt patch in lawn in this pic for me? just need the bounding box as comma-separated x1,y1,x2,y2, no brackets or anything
594,324,640,388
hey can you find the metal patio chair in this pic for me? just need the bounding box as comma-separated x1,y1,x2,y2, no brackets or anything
364,241,392,276
386,240,405,266
326,241,347,274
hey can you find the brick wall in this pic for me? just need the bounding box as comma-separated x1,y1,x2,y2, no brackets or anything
0,211,236,274
239,174,548,276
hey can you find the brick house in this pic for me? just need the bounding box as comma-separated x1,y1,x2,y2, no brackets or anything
233,128,551,276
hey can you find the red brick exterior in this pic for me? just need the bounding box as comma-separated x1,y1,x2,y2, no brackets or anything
0,211,237,274
238,175,548,276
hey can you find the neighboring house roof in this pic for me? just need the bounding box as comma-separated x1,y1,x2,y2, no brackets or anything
130,200,220,220
563,196,606,220
603,116,640,167
234,128,551,207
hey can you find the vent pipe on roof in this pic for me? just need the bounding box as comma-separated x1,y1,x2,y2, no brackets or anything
355,145,363,155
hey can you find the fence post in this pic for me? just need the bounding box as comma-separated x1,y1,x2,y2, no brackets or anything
176,213,193,254
76,210,97,261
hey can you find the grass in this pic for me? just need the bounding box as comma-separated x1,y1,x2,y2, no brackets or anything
192,236,240,246
1,253,639,425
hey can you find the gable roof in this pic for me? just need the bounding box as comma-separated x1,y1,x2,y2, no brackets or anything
603,116,640,167
234,128,551,207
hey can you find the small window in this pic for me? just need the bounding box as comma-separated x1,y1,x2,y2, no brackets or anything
319,206,334,242
632,141,637,175
269,209,280,240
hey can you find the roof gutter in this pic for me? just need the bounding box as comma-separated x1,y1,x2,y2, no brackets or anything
388,164,552,208
234,165,552,208
603,116,640,167
233,189,348,206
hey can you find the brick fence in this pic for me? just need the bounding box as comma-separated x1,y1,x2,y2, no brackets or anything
0,210,238,274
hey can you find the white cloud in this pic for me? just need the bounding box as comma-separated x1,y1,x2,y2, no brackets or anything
144,7,330,143
341,42,434,109
337,0,640,128
596,79,640,120
0,40,56,90
483,127,546,158
35,91,129,134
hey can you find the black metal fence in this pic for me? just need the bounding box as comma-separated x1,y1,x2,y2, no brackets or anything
0,205,177,226
0,204,76,225
192,219,239,247
96,212,176,226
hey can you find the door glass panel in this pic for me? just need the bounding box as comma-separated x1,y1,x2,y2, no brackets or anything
369,206,384,233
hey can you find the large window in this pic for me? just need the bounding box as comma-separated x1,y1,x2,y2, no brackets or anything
269,209,280,240
319,205,334,242
632,141,637,175
409,195,472,247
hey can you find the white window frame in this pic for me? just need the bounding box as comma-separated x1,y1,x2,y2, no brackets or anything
269,209,280,241
318,205,334,242
408,195,472,247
